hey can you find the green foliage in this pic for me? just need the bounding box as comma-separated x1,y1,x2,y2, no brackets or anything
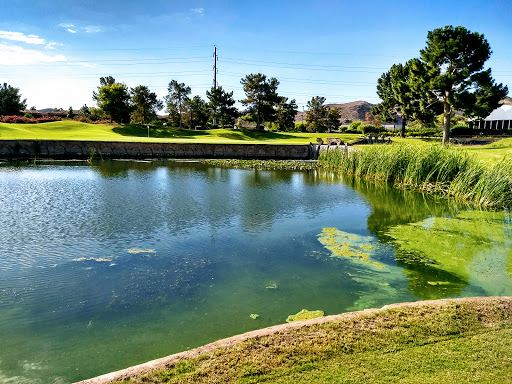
130,85,163,125
207,86,238,128
349,120,362,131
79,104,90,117
23,112,33,119
165,80,191,129
293,122,307,132
305,96,328,132
240,73,280,130
360,124,381,134
318,143,512,208
0,83,27,116
275,97,298,131
185,95,209,129
326,107,341,132
67,106,73,119
411,25,508,144
92,77,132,123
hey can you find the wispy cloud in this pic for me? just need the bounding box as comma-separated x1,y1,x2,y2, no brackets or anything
190,8,205,16
0,43,67,65
58,23,102,34
0,30,46,45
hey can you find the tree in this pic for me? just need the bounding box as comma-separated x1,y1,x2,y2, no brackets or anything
275,97,298,131
79,104,90,117
371,62,429,138
93,76,132,123
0,83,26,116
326,107,341,133
305,96,328,132
411,25,508,144
240,73,280,130
67,106,74,119
130,85,163,124
165,80,191,129
207,86,239,128
184,96,208,129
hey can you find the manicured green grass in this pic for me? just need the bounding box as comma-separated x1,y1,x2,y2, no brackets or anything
113,298,512,384
0,121,361,145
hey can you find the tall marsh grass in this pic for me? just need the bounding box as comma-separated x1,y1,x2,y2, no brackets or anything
319,144,512,208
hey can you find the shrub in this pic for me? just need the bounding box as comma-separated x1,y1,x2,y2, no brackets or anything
293,122,307,132
349,121,362,131
360,124,381,134
24,112,34,119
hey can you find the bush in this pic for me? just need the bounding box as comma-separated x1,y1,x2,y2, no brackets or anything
293,122,307,132
349,121,362,131
24,112,34,119
360,124,381,134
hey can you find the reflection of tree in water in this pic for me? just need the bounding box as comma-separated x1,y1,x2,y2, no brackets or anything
347,176,512,299
344,176,468,299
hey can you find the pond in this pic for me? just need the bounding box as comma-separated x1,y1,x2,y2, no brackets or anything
1,160,511,383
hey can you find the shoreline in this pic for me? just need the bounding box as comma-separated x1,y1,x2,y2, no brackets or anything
74,296,512,384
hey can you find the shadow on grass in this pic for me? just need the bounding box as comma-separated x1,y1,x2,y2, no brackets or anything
113,124,210,139
112,125,306,142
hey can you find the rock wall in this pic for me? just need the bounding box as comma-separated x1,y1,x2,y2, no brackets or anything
0,140,319,160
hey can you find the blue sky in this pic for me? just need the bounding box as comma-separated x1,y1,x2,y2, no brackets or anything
0,0,510,112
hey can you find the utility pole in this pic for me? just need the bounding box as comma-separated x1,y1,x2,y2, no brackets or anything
213,45,218,127
213,45,218,89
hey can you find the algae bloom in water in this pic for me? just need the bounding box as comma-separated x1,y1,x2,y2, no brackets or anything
286,309,324,323
318,228,384,268
249,314,259,320
127,248,156,254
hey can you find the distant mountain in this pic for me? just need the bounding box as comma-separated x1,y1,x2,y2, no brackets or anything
295,100,375,124
39,108,56,113
501,97,512,106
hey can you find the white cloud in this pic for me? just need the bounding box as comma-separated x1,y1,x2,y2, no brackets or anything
84,25,102,33
59,23,102,34
0,31,47,45
190,8,205,15
45,42,63,49
0,43,67,65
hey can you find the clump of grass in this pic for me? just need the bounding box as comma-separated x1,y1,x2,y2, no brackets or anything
202,159,318,171
319,144,512,208
286,309,324,323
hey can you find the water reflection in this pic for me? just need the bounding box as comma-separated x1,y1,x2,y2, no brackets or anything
0,161,511,383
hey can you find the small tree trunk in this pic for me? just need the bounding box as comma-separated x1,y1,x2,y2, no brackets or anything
400,116,406,138
442,102,451,145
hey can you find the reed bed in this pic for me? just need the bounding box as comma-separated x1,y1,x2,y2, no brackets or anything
318,144,512,208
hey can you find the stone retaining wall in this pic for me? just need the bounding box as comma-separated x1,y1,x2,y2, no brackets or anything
0,140,319,160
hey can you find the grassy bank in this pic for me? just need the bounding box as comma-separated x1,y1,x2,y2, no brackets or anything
102,297,512,384
0,121,360,144
202,159,318,171
319,143,512,208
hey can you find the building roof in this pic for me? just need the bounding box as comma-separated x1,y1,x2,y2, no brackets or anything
484,105,512,121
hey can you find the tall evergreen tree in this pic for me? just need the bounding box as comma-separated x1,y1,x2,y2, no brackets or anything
185,96,209,129
165,80,191,129
240,73,280,130
275,97,298,131
207,86,239,128
305,96,328,132
130,86,163,124
410,25,508,144
371,61,436,138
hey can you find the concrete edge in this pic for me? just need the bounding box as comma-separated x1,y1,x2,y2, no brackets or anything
74,296,512,384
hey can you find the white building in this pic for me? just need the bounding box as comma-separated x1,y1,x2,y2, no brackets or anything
473,104,512,130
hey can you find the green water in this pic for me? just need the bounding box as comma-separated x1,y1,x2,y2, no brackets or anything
0,160,511,383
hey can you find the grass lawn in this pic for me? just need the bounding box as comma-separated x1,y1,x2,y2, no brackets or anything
107,298,512,384
0,121,361,145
